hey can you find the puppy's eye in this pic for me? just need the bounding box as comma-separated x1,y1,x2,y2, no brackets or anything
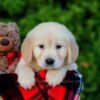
39,45,44,49
56,45,62,49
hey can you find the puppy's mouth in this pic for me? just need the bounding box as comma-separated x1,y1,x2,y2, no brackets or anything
42,65,58,70
46,64,55,68
37,58,64,69
38,62,57,69
39,62,61,70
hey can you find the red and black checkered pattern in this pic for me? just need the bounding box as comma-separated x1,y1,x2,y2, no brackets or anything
0,70,82,100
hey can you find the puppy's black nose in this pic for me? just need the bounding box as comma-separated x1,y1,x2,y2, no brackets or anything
45,58,54,65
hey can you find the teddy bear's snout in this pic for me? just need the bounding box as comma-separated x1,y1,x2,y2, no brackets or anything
0,38,10,46
0,37,13,53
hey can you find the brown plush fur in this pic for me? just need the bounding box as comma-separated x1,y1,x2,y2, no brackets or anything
0,22,20,73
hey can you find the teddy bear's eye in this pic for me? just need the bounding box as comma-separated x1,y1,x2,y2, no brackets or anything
6,34,8,36
39,45,44,49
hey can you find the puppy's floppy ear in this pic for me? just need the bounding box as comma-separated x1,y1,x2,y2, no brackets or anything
67,38,79,65
21,37,33,63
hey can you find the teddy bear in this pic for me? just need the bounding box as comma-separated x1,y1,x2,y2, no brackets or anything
0,22,21,74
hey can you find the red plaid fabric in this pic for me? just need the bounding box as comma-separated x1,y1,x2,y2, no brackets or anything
6,52,21,66
18,70,82,100
0,70,82,100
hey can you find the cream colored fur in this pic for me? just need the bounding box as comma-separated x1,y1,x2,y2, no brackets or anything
15,22,79,89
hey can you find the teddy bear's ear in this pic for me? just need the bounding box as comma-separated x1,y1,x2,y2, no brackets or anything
0,22,6,26
7,22,19,33
21,37,33,63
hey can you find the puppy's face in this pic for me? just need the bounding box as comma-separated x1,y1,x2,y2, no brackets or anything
22,22,79,70
33,33,67,69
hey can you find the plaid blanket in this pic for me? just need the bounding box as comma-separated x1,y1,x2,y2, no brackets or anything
0,70,82,100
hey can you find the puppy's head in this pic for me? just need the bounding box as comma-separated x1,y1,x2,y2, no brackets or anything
21,22,79,70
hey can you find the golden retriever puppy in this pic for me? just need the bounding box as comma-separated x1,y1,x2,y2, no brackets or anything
15,22,79,89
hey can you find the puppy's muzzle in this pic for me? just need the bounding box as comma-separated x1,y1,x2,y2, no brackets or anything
45,58,55,66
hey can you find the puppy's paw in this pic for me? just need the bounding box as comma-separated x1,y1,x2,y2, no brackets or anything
46,68,67,86
46,71,62,86
17,68,35,89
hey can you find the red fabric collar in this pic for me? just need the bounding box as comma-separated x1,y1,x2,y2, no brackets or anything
6,52,21,66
